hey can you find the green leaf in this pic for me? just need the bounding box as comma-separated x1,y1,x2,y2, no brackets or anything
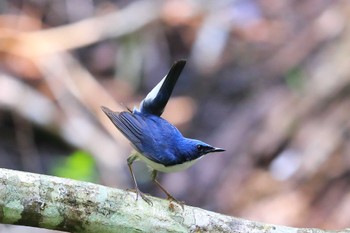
51,150,98,182
285,68,304,92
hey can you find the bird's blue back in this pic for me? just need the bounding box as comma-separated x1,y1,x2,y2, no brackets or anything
107,108,202,166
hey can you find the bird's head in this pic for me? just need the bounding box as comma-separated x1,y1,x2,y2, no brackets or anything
180,139,225,161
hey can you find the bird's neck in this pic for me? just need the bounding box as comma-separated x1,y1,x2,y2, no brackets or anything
176,138,200,161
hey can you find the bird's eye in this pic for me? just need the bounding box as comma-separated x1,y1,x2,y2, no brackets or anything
197,145,203,151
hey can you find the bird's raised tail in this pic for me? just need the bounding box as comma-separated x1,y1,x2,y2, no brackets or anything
139,60,186,116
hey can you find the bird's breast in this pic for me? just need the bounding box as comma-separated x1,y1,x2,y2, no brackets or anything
137,153,202,173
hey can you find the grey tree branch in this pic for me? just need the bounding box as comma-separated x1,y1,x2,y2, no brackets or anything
0,168,347,233
0,0,161,57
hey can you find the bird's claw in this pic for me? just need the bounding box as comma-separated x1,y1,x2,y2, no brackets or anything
137,191,153,206
127,188,153,206
167,195,185,210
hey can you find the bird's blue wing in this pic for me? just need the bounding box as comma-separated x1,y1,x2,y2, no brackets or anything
139,60,186,116
101,106,164,163
101,106,143,145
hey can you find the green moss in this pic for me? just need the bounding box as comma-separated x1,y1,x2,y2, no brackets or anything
3,200,24,224
40,206,63,229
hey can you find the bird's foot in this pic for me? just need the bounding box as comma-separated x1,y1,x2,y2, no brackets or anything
137,190,153,206
127,188,153,206
166,195,185,210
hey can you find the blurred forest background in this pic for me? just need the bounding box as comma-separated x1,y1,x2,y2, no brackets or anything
1,0,350,232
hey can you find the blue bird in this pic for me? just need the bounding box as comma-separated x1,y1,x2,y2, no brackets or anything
101,60,225,205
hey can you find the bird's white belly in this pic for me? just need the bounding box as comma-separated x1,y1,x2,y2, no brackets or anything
136,153,202,173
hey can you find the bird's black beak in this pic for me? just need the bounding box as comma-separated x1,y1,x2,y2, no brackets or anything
208,147,225,153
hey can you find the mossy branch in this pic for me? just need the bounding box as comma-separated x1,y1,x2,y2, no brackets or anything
0,168,348,233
